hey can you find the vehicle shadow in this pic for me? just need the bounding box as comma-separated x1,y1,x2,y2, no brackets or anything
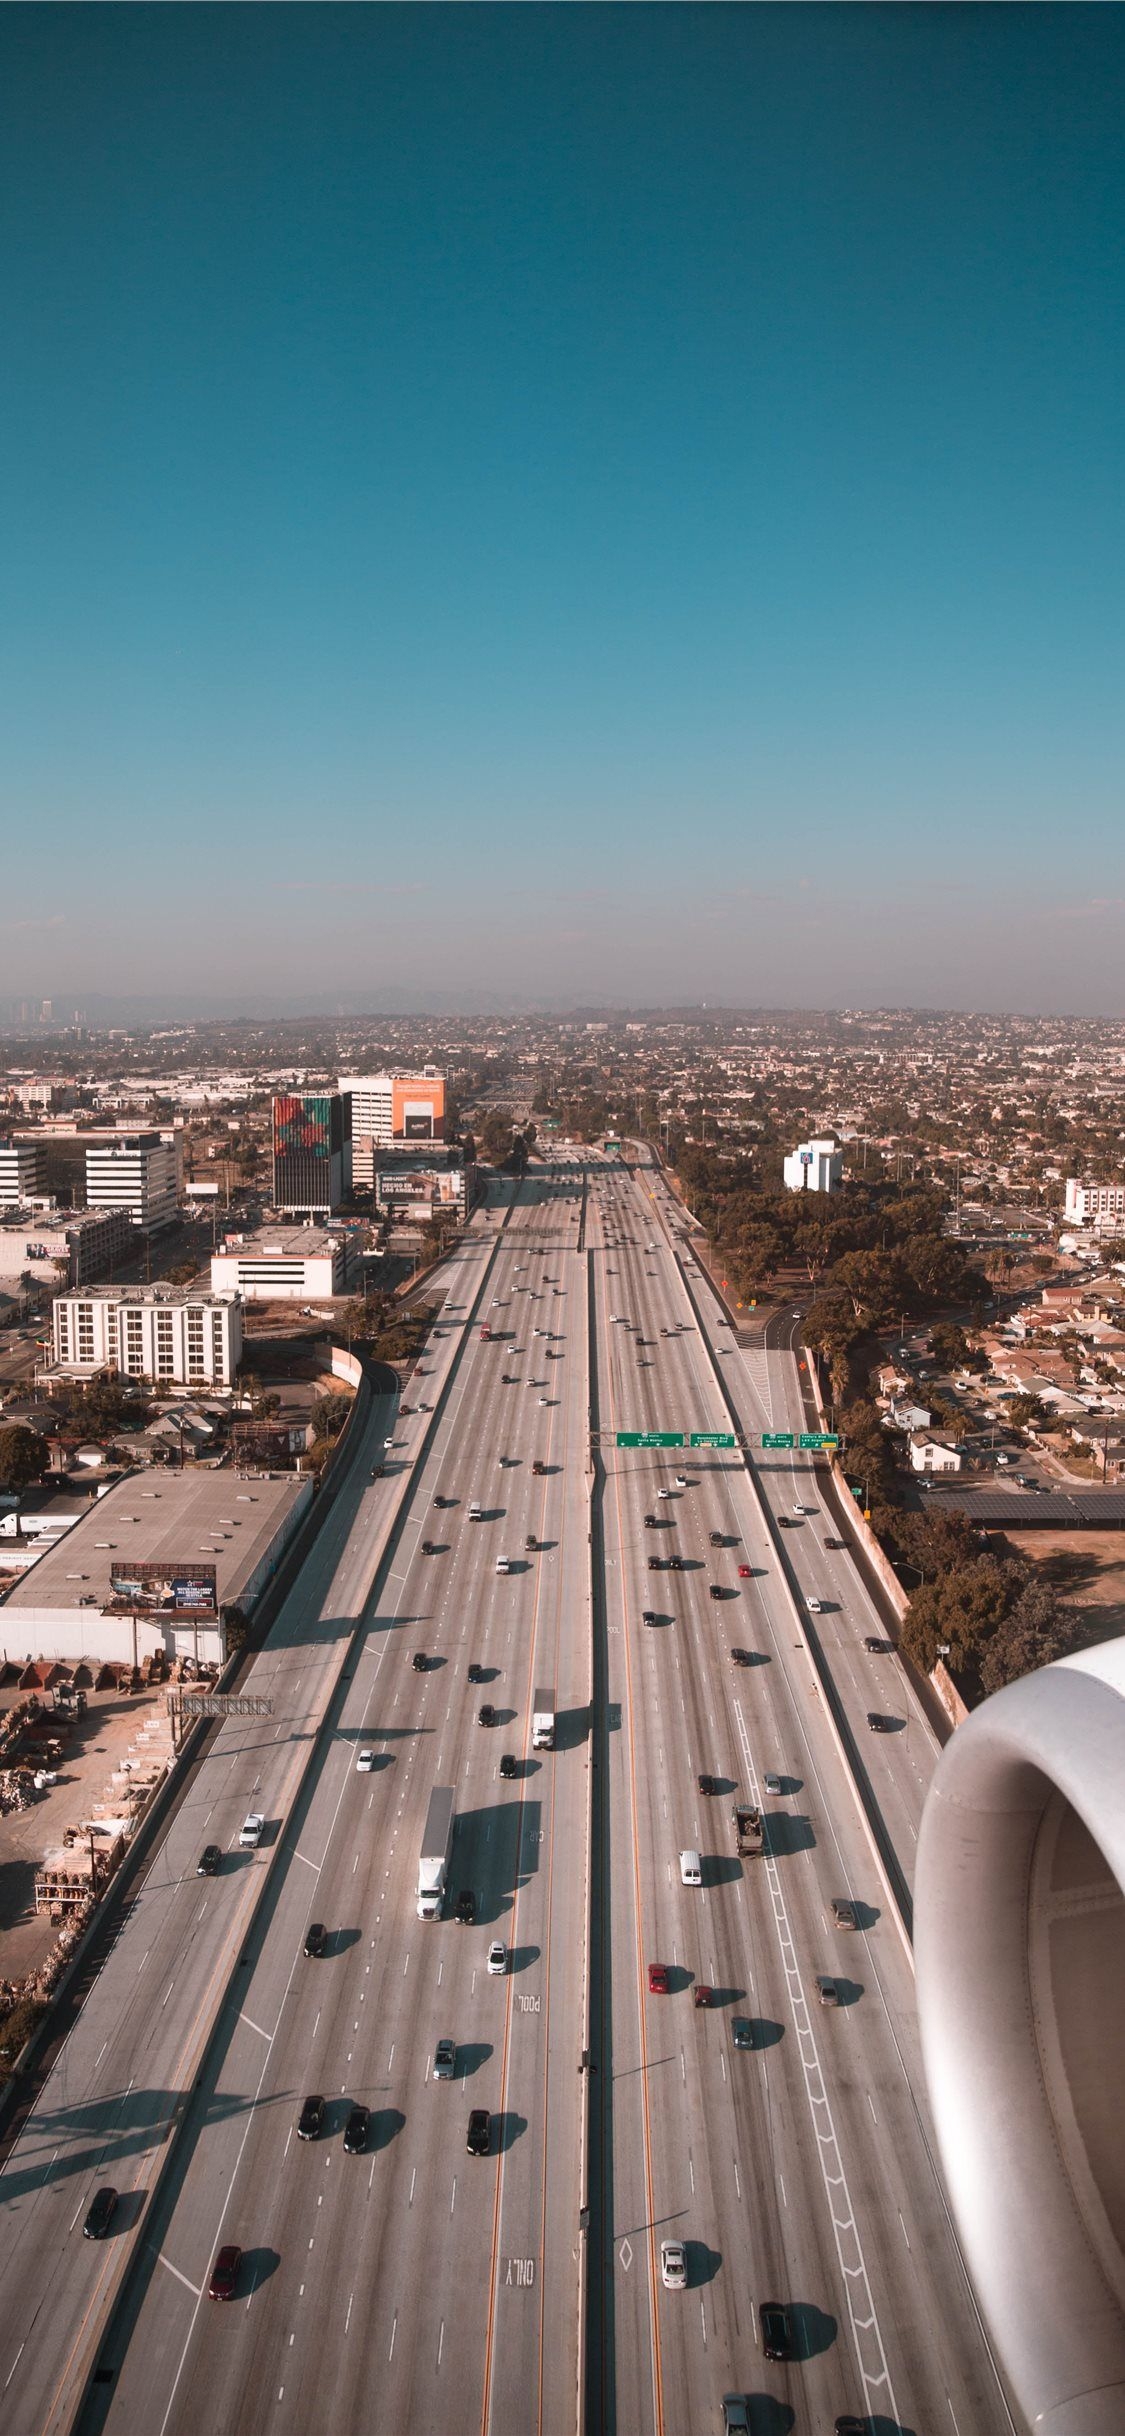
554,1706,589,1752
491,2111,527,2155
763,1814,816,1858
686,2239,722,2287
328,1927,361,1956
454,2043,493,2082
788,2299,838,2359
369,2107,406,2152
745,2402,796,2436
507,1945,541,1975
830,1978,864,2008
851,1901,880,1931
738,2016,785,2050
705,1855,742,1888
700,1986,745,2011
242,2246,282,2294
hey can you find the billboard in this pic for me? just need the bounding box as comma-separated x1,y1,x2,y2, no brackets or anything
273,1094,338,1163
392,1077,445,1139
107,1559,218,1616
403,1111,434,1139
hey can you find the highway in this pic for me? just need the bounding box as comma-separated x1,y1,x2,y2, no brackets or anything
0,1150,1024,2436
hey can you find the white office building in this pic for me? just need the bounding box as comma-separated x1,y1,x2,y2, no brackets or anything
339,1071,445,1188
52,1286,242,1386
85,1133,179,1234
782,1136,844,1194
210,1226,357,1303
0,1140,45,1206
1064,1178,1125,1226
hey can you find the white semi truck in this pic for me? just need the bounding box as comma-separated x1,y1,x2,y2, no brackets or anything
417,1785,455,1920
532,1688,556,1751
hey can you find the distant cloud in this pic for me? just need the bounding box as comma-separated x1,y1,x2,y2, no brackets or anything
0,913,67,933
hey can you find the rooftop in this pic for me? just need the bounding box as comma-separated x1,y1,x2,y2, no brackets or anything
1,1468,306,1618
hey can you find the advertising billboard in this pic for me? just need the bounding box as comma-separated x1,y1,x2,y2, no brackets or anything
107,1559,218,1616
392,1077,445,1139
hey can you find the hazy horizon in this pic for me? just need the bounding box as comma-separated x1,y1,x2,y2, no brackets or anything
3,9,1123,1014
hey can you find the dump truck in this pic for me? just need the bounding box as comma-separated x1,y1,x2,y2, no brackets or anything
418,1785,456,1921
733,1803,764,1857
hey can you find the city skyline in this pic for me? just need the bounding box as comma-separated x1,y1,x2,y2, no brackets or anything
2,7,1123,1013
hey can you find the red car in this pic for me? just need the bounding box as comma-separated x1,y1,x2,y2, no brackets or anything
737,1563,751,1580
208,2244,242,2301
693,1984,714,2009
647,1962,670,1994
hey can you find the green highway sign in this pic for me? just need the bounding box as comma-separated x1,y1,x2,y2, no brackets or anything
761,1432,795,1449
616,1431,684,1448
690,1431,736,1448
799,1432,840,1450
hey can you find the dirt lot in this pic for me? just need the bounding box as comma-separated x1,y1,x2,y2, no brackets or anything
999,1529,1125,1647
0,1683,170,1983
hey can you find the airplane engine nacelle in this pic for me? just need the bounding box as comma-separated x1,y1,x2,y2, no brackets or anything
915,1642,1125,2435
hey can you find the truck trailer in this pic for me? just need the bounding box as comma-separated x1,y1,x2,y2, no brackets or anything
732,1803,764,1857
418,1785,456,1920
532,1688,556,1751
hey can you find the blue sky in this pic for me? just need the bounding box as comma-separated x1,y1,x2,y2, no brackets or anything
2,6,1123,1013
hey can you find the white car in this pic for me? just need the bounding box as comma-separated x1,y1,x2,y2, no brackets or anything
763,1771,782,1796
660,2238,687,2289
806,1595,822,1613
238,1813,265,1848
356,1750,376,1772
657,1488,670,1500
792,1503,805,1517
486,1940,507,1976
675,1474,688,1488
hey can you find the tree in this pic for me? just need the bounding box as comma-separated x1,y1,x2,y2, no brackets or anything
1008,1394,1045,1431
0,1423,49,1535
979,1581,1074,1695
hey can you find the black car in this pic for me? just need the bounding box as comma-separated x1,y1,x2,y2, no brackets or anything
422,1540,438,1555
697,1773,716,1796
455,1888,476,1924
532,1459,546,1475
478,1703,496,1727
343,2104,370,2155
759,2300,794,2361
729,1647,750,1666
867,1711,893,1732
668,1553,685,1570
647,1556,665,1571
777,1515,796,1528
304,1921,327,1958
709,1583,723,1601
863,1636,884,1654
709,1530,725,1548
412,1652,429,1672
642,1610,657,1627
644,1513,658,1528
499,1753,517,1779
824,1536,844,1549
83,2186,118,2240
297,2094,325,2141
467,1662,485,1684
731,2017,753,2049
466,2108,491,2157
196,1844,222,1878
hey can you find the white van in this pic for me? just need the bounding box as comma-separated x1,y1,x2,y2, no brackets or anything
495,1555,511,1574
469,1499,482,1520
679,1849,702,1888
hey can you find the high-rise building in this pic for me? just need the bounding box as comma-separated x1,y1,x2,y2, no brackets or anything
85,1133,179,1234
339,1071,445,1189
271,1093,350,1215
0,1140,45,1207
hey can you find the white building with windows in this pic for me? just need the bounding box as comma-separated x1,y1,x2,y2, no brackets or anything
52,1286,242,1387
0,1205,133,1288
0,1139,45,1206
1064,1178,1125,1226
782,1136,844,1194
339,1071,445,1187
85,1133,179,1234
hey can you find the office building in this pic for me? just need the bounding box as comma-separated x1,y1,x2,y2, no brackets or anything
0,1206,132,1289
0,1140,45,1206
85,1133,179,1234
782,1136,844,1194
210,1226,357,1303
271,1093,350,1215
339,1071,445,1188
52,1286,242,1387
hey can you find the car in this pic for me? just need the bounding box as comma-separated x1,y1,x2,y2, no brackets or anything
697,1772,716,1796
467,1662,485,1684
486,1940,507,1975
466,2108,491,2156
478,1703,496,1727
660,2237,688,2289
303,1921,327,1958
777,1515,796,1528
412,1652,429,1672
763,1771,782,1795
644,1513,658,1528
642,1610,657,1627
455,1888,476,1924
433,1493,447,1507
82,2186,118,2240
196,1844,222,1877
648,1556,665,1571
343,2103,370,2154
657,1487,670,1499
832,1898,859,1930
709,1529,725,1548
532,1459,546,1475
731,2017,753,2048
647,1961,670,1993
824,1536,844,1549
297,2094,325,2141
499,1753,517,1779
729,1646,750,1665
708,1583,723,1601
867,1711,893,1732
538,1396,548,1406
863,1635,884,1653
668,1552,686,1570
737,1563,751,1579
759,2300,795,2360
422,1539,438,1555
501,1373,512,1384
239,1813,265,1847
806,1595,822,1612
356,1748,377,1771
834,2417,871,2434
693,1983,713,2008
792,1503,806,1517
433,2037,456,2080
722,2399,751,2435
208,2243,242,2300
675,1473,688,1487
815,1975,841,2006
524,1534,537,1551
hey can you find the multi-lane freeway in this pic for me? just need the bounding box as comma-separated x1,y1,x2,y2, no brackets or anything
0,1152,1022,2436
